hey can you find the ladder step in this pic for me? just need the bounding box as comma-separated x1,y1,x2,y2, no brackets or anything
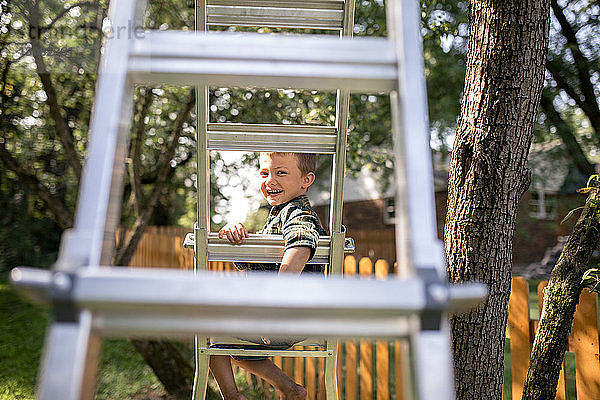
184,233,355,264
208,0,345,10
128,31,397,92
12,267,431,337
201,347,330,357
207,4,344,30
207,123,337,153
209,336,326,347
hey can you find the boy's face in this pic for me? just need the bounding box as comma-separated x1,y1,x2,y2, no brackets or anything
259,153,315,206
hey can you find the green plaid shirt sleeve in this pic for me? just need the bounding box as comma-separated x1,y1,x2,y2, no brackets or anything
282,207,320,260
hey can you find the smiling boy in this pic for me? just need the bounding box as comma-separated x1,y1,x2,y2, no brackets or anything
219,152,326,274
210,152,326,400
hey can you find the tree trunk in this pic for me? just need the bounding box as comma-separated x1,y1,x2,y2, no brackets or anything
131,339,196,399
444,1,550,399
522,179,600,399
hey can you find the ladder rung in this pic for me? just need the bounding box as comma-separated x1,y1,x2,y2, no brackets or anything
128,31,397,92
184,233,355,264
209,336,326,347
13,267,434,338
208,0,345,11
207,5,343,30
207,123,337,153
201,347,329,357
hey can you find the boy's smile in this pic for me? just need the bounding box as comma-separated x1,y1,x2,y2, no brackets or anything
259,153,315,206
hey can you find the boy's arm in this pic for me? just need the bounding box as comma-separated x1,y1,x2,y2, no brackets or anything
278,246,312,276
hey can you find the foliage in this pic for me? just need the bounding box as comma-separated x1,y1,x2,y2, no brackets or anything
0,173,61,280
534,0,600,180
581,267,600,293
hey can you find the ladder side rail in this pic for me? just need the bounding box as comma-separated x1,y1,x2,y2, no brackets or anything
388,0,454,399
328,89,350,276
388,0,444,278
409,322,455,400
195,0,210,273
61,0,144,270
327,7,354,400
38,312,102,400
193,3,210,399
328,0,355,276
39,1,146,398
194,85,209,273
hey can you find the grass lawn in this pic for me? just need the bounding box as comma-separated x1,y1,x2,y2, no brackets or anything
0,283,49,400
0,283,163,400
0,283,264,400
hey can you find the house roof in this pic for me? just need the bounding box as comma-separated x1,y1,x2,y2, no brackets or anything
308,161,448,207
308,141,580,206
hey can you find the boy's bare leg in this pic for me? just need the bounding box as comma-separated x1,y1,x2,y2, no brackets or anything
209,355,248,400
232,358,306,400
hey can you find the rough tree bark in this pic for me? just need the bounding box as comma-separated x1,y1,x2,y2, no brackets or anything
522,179,600,399
130,339,197,400
444,1,550,399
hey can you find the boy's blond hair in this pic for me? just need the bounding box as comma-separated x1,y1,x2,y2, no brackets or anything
261,152,317,176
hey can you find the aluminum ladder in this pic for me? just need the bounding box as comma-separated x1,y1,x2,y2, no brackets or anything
187,2,356,399
9,0,487,399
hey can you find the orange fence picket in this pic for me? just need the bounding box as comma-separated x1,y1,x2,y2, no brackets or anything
344,255,358,400
395,340,408,400
572,289,600,399
127,227,600,400
359,258,374,400
294,355,305,387
375,260,390,400
305,347,317,399
508,277,531,400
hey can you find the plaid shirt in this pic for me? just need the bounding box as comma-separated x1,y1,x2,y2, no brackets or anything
235,195,327,273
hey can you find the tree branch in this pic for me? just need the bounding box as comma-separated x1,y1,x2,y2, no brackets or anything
546,62,588,115
114,88,196,266
540,88,596,177
0,139,73,229
550,0,600,133
523,179,600,399
129,87,154,217
1,60,12,107
27,1,83,180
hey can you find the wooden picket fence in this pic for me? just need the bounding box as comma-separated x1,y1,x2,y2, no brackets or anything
506,277,600,400
127,227,600,399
